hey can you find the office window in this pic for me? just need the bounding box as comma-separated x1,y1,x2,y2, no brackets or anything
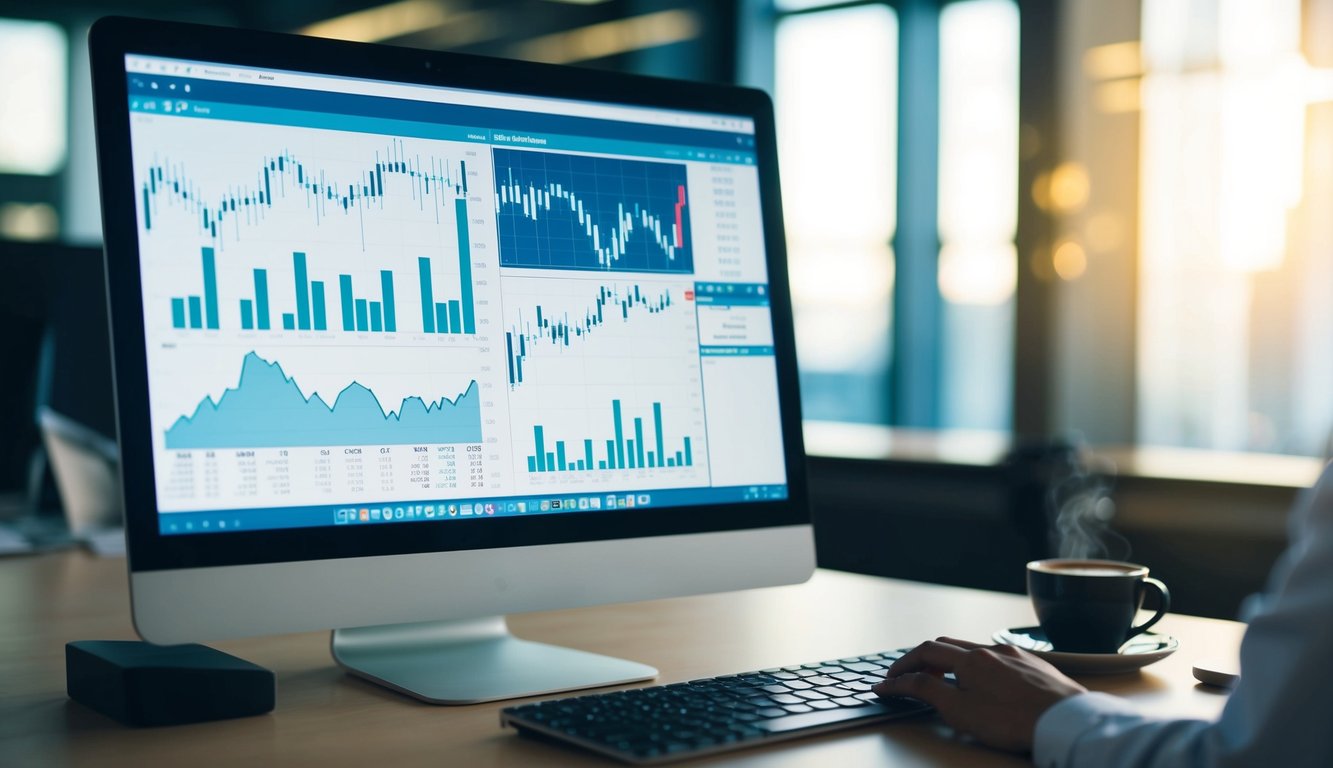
937,0,1018,430
0,19,67,175
769,0,1017,430
1138,0,1333,456
775,4,898,424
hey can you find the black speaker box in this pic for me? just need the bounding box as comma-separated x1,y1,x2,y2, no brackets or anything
66,640,275,726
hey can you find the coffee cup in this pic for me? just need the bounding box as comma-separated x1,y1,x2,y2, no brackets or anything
1026,559,1170,653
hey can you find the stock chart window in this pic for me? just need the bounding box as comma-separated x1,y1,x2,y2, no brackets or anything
125,56,789,534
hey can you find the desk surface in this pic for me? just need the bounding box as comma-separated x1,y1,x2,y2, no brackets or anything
0,553,1243,767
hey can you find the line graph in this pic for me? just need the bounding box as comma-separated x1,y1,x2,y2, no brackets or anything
164,351,482,449
504,283,677,387
493,149,692,273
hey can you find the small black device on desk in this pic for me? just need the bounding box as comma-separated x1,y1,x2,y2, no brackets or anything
66,641,275,726
501,649,930,764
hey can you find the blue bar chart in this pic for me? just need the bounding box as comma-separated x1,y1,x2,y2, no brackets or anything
338,270,397,333
238,268,271,330
492,149,692,273
169,247,220,330
169,234,478,335
165,352,483,449
525,399,694,474
417,200,477,335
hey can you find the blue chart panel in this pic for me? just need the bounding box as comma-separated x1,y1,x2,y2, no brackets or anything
165,352,482,449
505,284,673,387
493,149,692,274
140,138,467,247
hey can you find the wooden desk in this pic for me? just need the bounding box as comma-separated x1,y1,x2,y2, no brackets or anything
0,553,1242,767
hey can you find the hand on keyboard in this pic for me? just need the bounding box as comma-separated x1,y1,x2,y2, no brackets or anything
874,637,1086,753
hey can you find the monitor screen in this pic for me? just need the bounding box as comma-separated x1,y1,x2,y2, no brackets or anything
123,55,788,536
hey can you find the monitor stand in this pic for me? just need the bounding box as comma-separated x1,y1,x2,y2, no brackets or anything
331,616,657,704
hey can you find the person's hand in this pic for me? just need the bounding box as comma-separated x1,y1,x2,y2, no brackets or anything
872,637,1087,753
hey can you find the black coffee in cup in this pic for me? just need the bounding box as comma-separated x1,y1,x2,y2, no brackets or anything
1026,559,1170,653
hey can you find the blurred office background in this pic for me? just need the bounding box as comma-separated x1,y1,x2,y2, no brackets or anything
2,0,1330,617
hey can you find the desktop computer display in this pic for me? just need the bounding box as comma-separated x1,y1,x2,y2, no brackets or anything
90,18,812,704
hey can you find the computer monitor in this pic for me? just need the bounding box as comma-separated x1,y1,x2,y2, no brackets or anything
0,241,114,515
89,17,812,704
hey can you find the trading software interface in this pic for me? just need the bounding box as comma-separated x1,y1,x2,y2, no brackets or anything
123,55,788,535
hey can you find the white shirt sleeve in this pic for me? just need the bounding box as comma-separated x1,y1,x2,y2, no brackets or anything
1031,462,1333,768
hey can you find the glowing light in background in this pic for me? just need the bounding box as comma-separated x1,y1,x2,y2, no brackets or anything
1139,0,1333,456
0,202,58,240
512,10,701,64
1033,161,1091,215
1052,240,1088,282
0,19,67,175
300,0,457,42
776,5,897,375
934,0,1019,431
1083,41,1142,81
937,0,1019,306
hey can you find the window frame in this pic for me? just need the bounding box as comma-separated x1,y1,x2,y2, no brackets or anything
750,0,1058,435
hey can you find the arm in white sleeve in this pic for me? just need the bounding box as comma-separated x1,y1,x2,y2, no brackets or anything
1032,463,1333,768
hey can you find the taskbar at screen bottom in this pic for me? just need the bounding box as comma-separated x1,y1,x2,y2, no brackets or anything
157,484,789,535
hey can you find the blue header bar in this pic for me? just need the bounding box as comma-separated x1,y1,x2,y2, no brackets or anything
694,282,772,306
129,98,757,165
128,74,756,152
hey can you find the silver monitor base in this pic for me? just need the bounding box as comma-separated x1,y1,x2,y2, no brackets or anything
331,616,657,704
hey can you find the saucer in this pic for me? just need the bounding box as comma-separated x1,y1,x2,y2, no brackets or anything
992,626,1179,675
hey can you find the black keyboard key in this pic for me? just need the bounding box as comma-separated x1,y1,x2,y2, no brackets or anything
833,697,865,707
756,707,787,718
832,672,864,682
756,704,892,734
793,690,829,701
807,699,839,710
844,662,886,673
815,686,849,697
762,684,791,694
784,680,814,690
782,704,814,714
804,676,838,686
770,693,803,705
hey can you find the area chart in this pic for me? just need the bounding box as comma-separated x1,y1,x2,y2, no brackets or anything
165,352,482,449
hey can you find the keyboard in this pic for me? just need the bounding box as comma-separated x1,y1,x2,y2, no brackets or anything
500,649,931,764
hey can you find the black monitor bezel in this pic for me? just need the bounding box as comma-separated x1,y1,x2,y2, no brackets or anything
89,16,808,574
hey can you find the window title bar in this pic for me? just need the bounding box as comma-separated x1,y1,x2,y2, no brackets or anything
125,55,756,135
